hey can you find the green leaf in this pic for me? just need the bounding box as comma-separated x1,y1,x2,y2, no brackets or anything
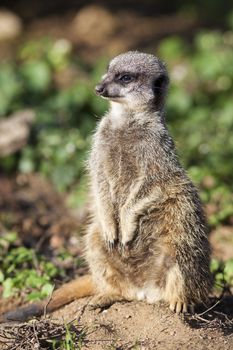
158,36,186,60
25,273,46,288
2,278,14,298
20,60,52,92
41,283,54,297
41,261,58,278
224,259,233,284
0,270,4,283
26,291,44,301
210,258,221,273
2,232,18,244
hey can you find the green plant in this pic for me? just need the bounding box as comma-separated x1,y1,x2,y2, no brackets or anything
159,31,233,226
0,232,64,300
19,129,90,192
210,258,233,292
0,38,107,194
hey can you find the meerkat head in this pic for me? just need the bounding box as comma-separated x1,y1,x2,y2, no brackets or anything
95,51,169,112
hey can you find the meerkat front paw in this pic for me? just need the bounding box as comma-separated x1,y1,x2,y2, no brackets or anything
101,222,117,249
120,208,137,246
169,300,195,314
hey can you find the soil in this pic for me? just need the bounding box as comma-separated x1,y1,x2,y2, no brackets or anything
0,173,232,349
0,173,86,254
51,297,233,350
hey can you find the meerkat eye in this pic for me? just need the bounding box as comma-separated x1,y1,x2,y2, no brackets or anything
120,74,134,83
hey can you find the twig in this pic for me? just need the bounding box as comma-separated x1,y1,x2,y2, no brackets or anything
32,321,40,347
194,315,212,323
77,297,92,324
214,311,233,324
43,285,55,318
196,299,222,317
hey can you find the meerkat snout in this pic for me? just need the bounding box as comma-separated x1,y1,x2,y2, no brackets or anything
95,84,105,96
95,51,169,111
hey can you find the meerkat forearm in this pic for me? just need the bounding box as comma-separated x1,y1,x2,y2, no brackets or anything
97,199,117,246
120,181,164,245
93,178,117,245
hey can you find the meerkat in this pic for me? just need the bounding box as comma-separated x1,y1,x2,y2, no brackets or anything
0,51,212,323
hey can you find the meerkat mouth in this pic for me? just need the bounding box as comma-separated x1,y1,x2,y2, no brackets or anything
102,95,125,101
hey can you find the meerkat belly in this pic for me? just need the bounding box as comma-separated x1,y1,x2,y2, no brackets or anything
135,285,162,303
100,142,139,205
108,252,165,303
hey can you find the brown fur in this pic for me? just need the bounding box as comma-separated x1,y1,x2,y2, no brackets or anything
0,51,212,322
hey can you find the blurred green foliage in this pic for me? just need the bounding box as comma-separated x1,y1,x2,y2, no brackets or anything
0,232,62,300
158,31,233,226
0,231,85,300
0,31,232,226
211,258,233,291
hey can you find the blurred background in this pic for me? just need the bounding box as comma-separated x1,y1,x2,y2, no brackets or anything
0,1,232,304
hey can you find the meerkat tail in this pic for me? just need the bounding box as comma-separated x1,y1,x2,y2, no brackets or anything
0,274,94,323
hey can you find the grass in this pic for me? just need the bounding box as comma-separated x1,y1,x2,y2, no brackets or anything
0,231,86,303
48,321,86,350
0,232,64,301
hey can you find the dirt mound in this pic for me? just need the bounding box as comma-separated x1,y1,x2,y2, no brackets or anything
0,297,232,349
50,297,233,349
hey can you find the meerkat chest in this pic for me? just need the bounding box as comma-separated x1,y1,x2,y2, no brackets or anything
93,125,140,202
98,132,138,181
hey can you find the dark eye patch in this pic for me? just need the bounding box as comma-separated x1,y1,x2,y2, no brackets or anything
153,74,169,92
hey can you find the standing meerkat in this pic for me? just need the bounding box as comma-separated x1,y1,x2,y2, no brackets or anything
0,51,212,322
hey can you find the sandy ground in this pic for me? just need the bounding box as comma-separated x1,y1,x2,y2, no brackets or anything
51,297,233,350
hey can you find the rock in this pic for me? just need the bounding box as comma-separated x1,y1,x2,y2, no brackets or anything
0,9,22,41
70,5,118,47
0,109,35,156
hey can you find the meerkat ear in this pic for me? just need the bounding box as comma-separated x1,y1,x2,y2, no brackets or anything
152,74,169,94
152,74,169,109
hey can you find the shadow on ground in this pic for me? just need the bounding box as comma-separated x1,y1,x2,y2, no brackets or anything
184,296,233,336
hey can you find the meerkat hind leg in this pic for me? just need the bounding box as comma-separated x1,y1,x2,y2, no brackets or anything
89,293,126,310
170,300,195,314
164,264,195,314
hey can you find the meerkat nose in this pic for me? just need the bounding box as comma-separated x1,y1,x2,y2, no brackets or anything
95,84,105,96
